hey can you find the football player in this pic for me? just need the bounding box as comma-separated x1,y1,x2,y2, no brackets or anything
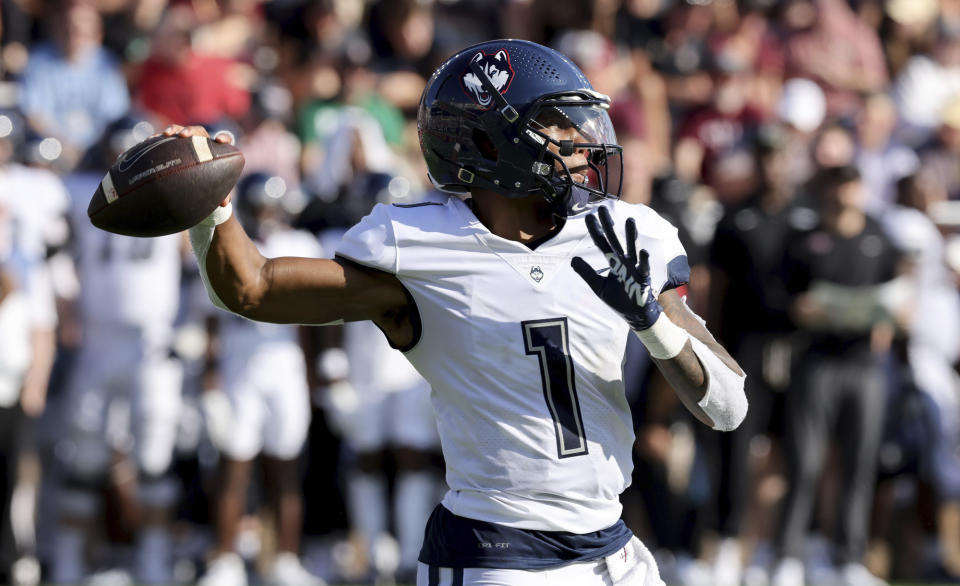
54,116,184,584
169,39,747,586
198,172,324,586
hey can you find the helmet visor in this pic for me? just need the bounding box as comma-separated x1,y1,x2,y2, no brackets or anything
527,101,623,200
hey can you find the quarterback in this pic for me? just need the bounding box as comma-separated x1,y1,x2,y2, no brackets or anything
171,40,747,586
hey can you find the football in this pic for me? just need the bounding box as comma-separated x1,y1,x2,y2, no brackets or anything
88,135,245,237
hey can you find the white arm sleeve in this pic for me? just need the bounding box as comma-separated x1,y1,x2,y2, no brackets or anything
688,334,748,432
189,205,346,325
188,204,234,313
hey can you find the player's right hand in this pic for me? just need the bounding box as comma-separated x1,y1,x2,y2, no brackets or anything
159,125,236,207
571,206,663,331
159,124,233,144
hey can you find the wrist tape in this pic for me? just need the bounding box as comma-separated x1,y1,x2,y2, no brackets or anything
633,314,690,360
188,203,233,312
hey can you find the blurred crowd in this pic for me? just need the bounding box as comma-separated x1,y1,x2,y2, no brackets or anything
1,0,960,585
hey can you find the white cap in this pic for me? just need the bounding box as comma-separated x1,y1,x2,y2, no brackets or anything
886,0,939,26
778,78,827,133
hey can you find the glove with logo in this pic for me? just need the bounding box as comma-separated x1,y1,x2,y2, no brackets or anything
571,206,661,330
572,206,689,359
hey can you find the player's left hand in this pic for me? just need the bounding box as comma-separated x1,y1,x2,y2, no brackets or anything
571,206,662,331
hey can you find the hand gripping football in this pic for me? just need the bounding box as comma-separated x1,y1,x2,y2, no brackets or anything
88,135,245,237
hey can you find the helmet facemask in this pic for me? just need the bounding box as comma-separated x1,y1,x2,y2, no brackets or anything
520,92,624,215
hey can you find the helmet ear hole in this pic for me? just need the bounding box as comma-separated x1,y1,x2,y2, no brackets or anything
472,128,499,161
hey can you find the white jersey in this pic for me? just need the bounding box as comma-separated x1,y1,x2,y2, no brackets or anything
65,173,181,337
336,197,688,533
0,163,70,263
219,228,323,360
881,205,960,362
344,319,429,395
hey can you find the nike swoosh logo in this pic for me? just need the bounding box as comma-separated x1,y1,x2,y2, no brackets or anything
117,137,176,173
569,201,592,214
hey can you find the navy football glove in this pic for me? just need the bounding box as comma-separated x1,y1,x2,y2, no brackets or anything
571,206,663,331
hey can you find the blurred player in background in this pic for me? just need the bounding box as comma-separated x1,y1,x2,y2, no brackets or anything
328,319,439,585
304,110,443,585
54,115,184,584
198,172,325,586
880,173,960,581
0,203,56,586
0,108,66,586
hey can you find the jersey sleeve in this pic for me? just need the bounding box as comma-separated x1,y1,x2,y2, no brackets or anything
334,203,399,274
660,223,690,294
614,201,690,296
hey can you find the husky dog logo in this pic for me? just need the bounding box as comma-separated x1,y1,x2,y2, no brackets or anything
461,50,515,108
530,266,544,282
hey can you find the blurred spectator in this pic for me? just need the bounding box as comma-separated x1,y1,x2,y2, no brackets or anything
812,122,857,169
675,56,763,203
917,94,960,200
892,23,960,146
198,173,324,586
237,81,303,193
652,2,719,110
296,50,408,188
706,125,812,586
302,107,399,214
771,165,904,586
613,0,668,55
782,0,889,119
18,0,130,169
191,0,265,60
854,92,918,214
608,48,672,185
366,0,441,112
881,0,940,77
0,0,34,79
709,2,786,120
776,78,828,187
499,0,601,47
552,29,626,98
368,0,441,78
134,5,250,127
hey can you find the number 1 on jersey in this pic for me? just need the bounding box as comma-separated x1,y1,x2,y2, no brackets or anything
522,318,588,458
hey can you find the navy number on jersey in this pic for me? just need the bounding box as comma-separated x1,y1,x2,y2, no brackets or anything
522,318,588,458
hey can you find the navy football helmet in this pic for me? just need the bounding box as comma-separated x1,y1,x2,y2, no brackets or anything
235,172,290,241
417,39,623,216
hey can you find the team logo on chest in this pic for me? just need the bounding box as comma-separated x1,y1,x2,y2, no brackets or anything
461,50,515,108
530,266,544,282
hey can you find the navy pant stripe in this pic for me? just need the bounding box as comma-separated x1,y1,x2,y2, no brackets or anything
428,564,440,586
453,567,464,586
